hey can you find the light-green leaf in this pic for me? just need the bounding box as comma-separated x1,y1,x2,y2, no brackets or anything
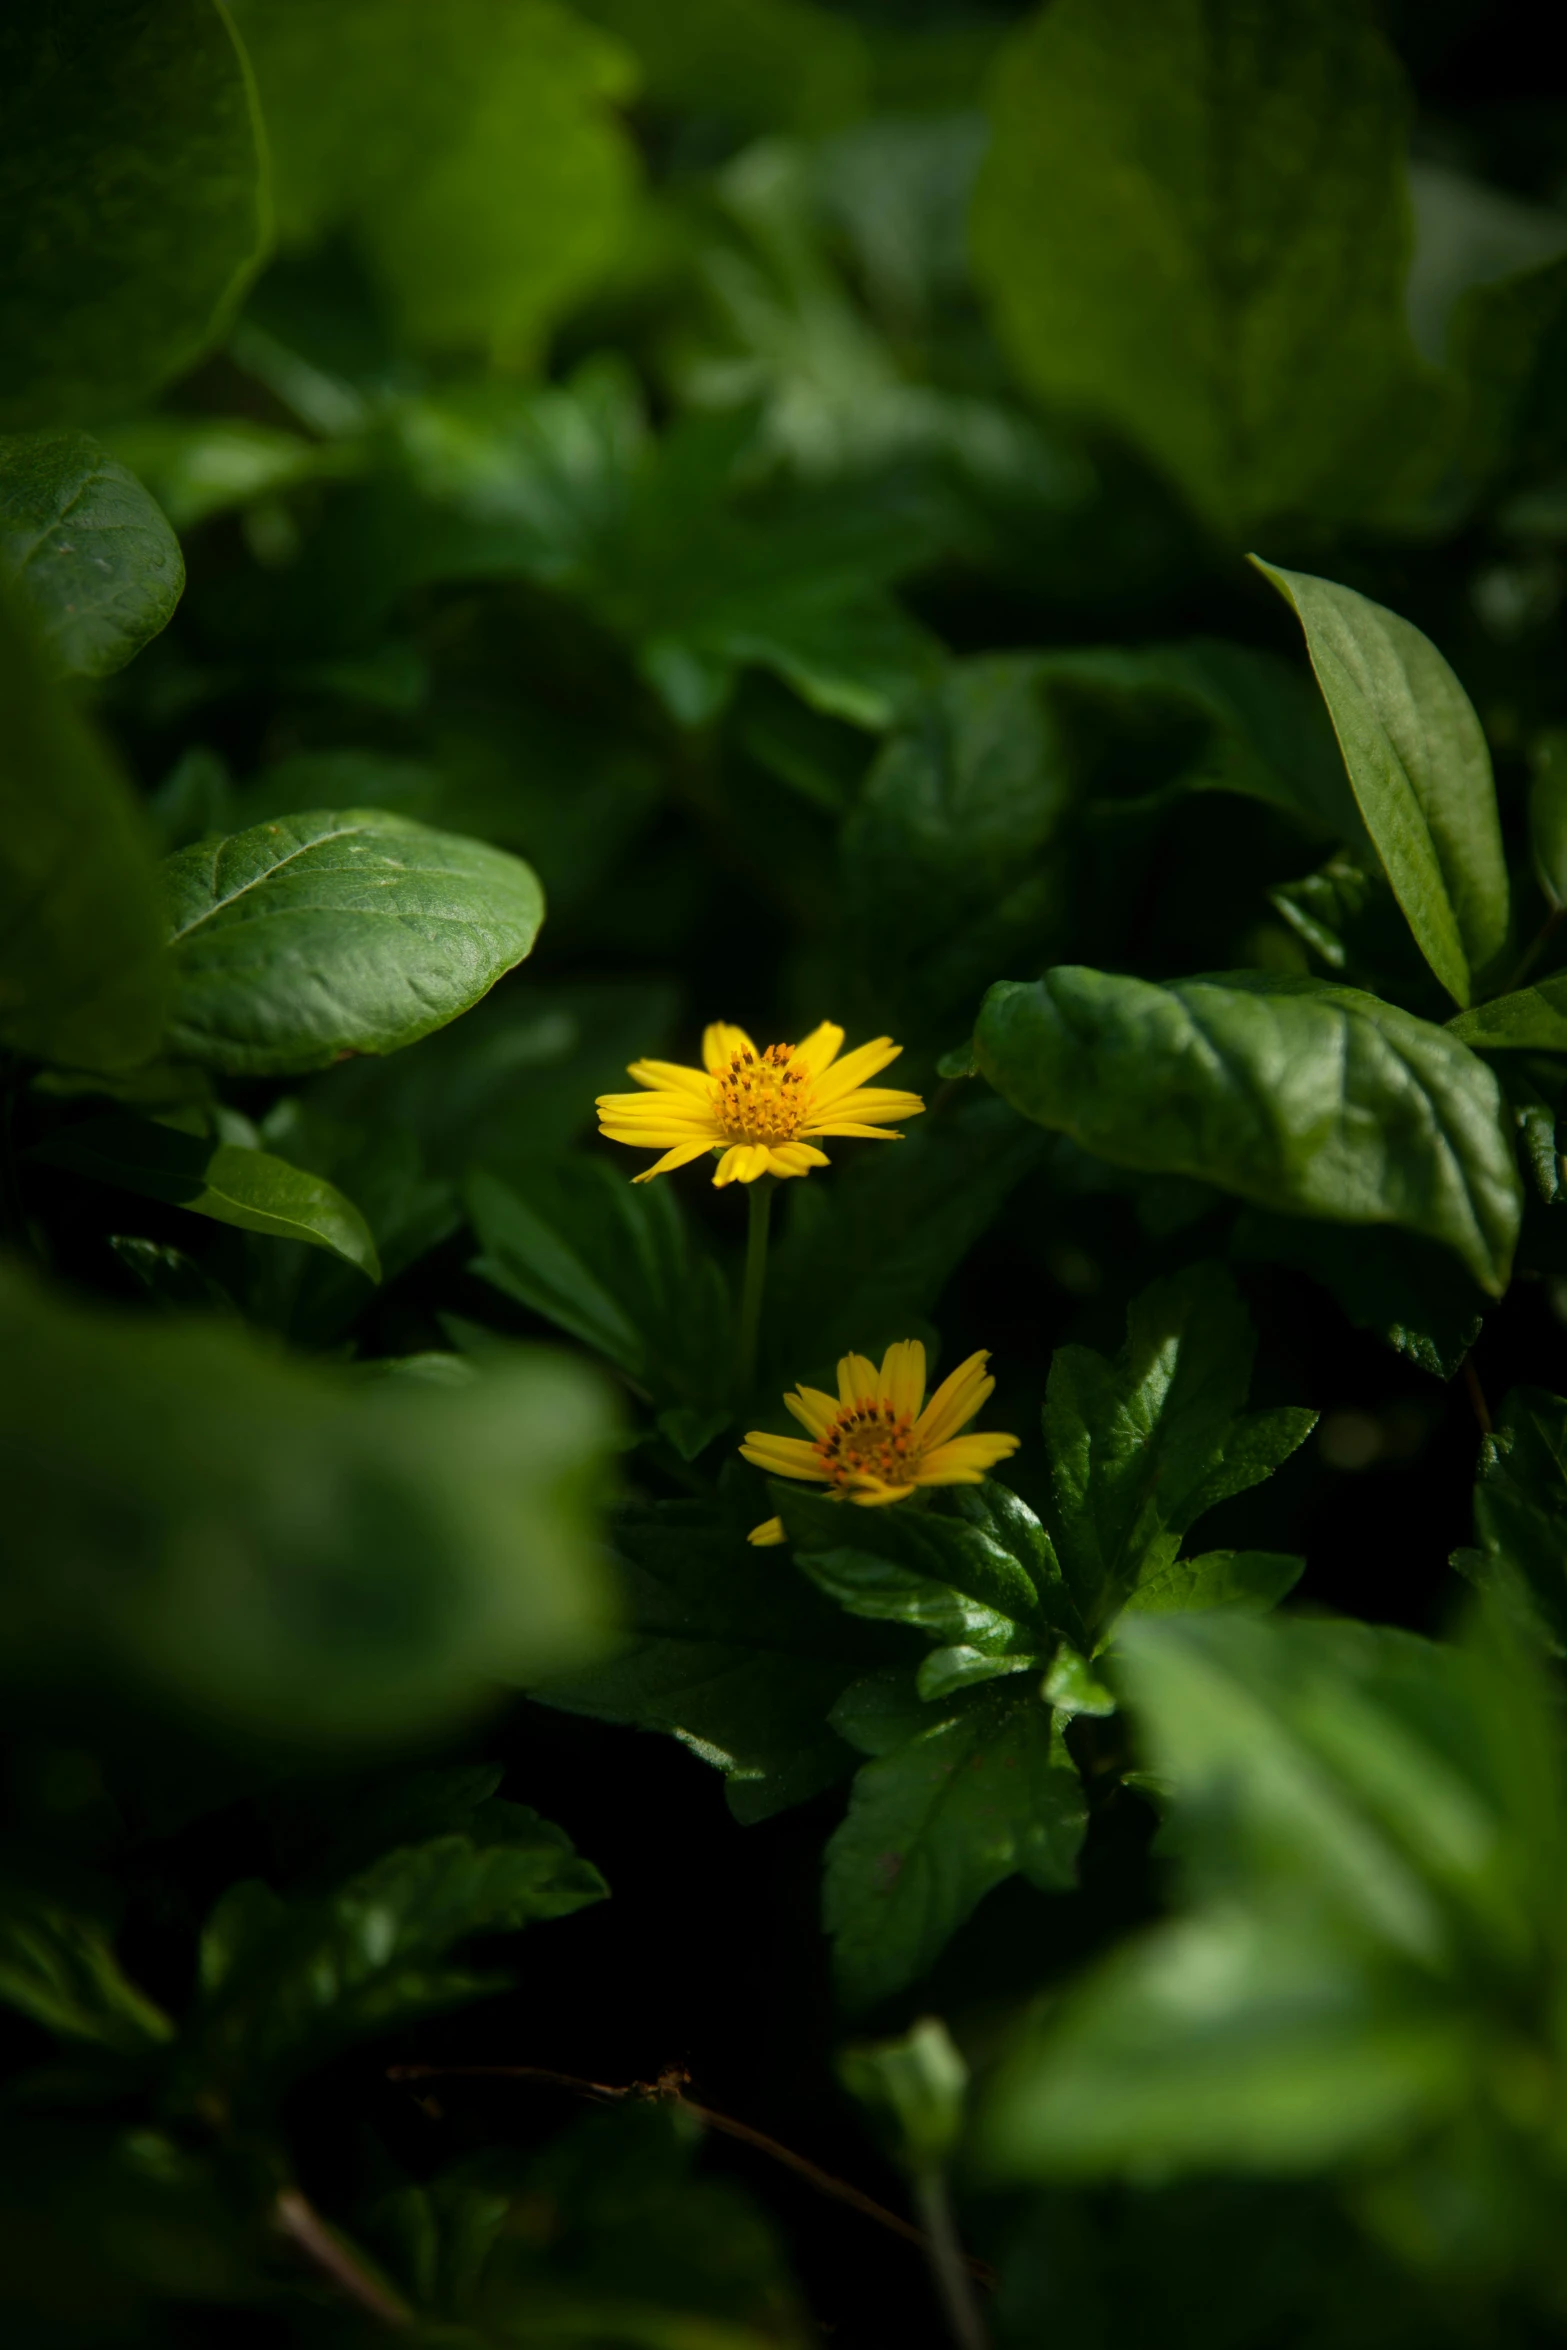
0,1259,617,1745
976,969,1521,1296
1251,560,1508,1007
0,1883,174,2054
0,0,269,429
1450,978,1567,1053
0,588,166,1072
971,0,1447,538
0,431,183,677
161,810,545,1076
32,1111,381,1282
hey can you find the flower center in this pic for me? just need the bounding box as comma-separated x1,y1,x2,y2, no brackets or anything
713,1042,811,1146
815,1397,921,1491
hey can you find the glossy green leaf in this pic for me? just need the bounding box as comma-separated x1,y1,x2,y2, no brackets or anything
1453,1387,1567,1655
178,1806,605,2111
0,431,182,677
976,969,1521,1295
1251,561,1507,1007
161,810,545,1076
0,1259,616,1745
0,1,268,429
0,588,166,1071
232,0,638,363
33,1111,381,1281
824,1680,1085,2010
1119,1550,1304,1619
776,1480,1063,1652
1451,977,1567,1053
468,1158,730,1412
536,1497,894,1822
971,0,1446,537
0,1884,173,2054
1044,1264,1315,1642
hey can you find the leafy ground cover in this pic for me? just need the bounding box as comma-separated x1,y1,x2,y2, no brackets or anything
6,1,1567,2342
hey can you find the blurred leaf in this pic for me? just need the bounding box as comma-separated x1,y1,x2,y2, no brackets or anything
1043,1263,1315,1644
109,1235,237,1317
839,2015,967,2174
0,0,268,428
0,430,183,677
0,1883,172,2054
1453,1387,1567,1655
768,1094,1050,1379
161,809,545,1076
179,1806,604,2110
468,1158,731,1411
102,413,363,530
33,1110,382,1281
150,744,234,853
535,1495,892,1821
0,587,166,1072
1529,729,1567,913
1449,252,1567,499
0,1258,616,1744
972,0,1448,537
824,1677,1084,2010
983,1603,1567,2180
1233,1210,1487,1380
1252,562,1508,1008
233,0,639,363
976,970,1521,1296
579,0,868,133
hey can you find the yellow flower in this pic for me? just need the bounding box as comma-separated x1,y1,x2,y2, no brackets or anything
597,1021,925,1187
741,1339,1020,1545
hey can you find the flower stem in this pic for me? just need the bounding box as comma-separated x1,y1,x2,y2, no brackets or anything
911,2168,991,2350
736,1176,774,1397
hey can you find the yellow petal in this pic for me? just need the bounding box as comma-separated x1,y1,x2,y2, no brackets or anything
837,1352,880,1408
810,1037,903,1104
748,1517,787,1546
703,1022,758,1073
804,1087,926,1129
916,1352,994,1449
717,1142,773,1185
916,1432,1021,1483
846,1480,919,1506
791,1021,845,1076
627,1058,714,1098
739,1433,830,1480
804,1121,906,1141
768,1142,831,1176
630,1138,718,1184
879,1339,927,1420
784,1385,839,1438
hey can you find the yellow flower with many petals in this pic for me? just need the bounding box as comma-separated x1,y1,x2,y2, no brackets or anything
597,1021,924,1187
741,1339,1020,1545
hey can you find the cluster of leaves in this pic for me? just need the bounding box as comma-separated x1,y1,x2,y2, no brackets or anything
10,0,1567,2343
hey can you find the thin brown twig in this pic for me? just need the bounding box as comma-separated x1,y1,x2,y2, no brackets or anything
1462,1353,1493,1438
386,2061,997,2290
274,2187,411,2328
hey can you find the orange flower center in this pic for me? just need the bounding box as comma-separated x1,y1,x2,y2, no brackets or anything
815,1397,921,1490
713,1042,810,1146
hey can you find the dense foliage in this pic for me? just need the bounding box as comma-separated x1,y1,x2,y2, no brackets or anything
7,1,1567,2342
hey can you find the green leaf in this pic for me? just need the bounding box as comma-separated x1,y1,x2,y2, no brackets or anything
1250,561,1508,1008
0,1259,616,1744
1043,1263,1315,1643
178,1807,605,2111
232,0,638,363
1450,977,1567,1053
32,1111,381,1282
1448,253,1567,500
971,0,1447,537
976,969,1521,1296
824,1681,1085,2010
161,810,545,1076
0,588,166,1072
983,1602,1567,2180
578,0,868,134
0,431,182,678
1453,1387,1567,1655
838,2017,967,2176
775,1480,1062,1653
972,0,1456,535
0,1,268,429
101,414,362,532
1529,728,1567,912
535,1497,895,1822
468,1159,731,1412
1119,1549,1304,1619
1233,1210,1487,1381
0,1884,173,2054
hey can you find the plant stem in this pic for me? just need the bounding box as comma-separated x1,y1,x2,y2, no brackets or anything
736,1176,774,1397
273,2188,410,2326
911,2167,991,2350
